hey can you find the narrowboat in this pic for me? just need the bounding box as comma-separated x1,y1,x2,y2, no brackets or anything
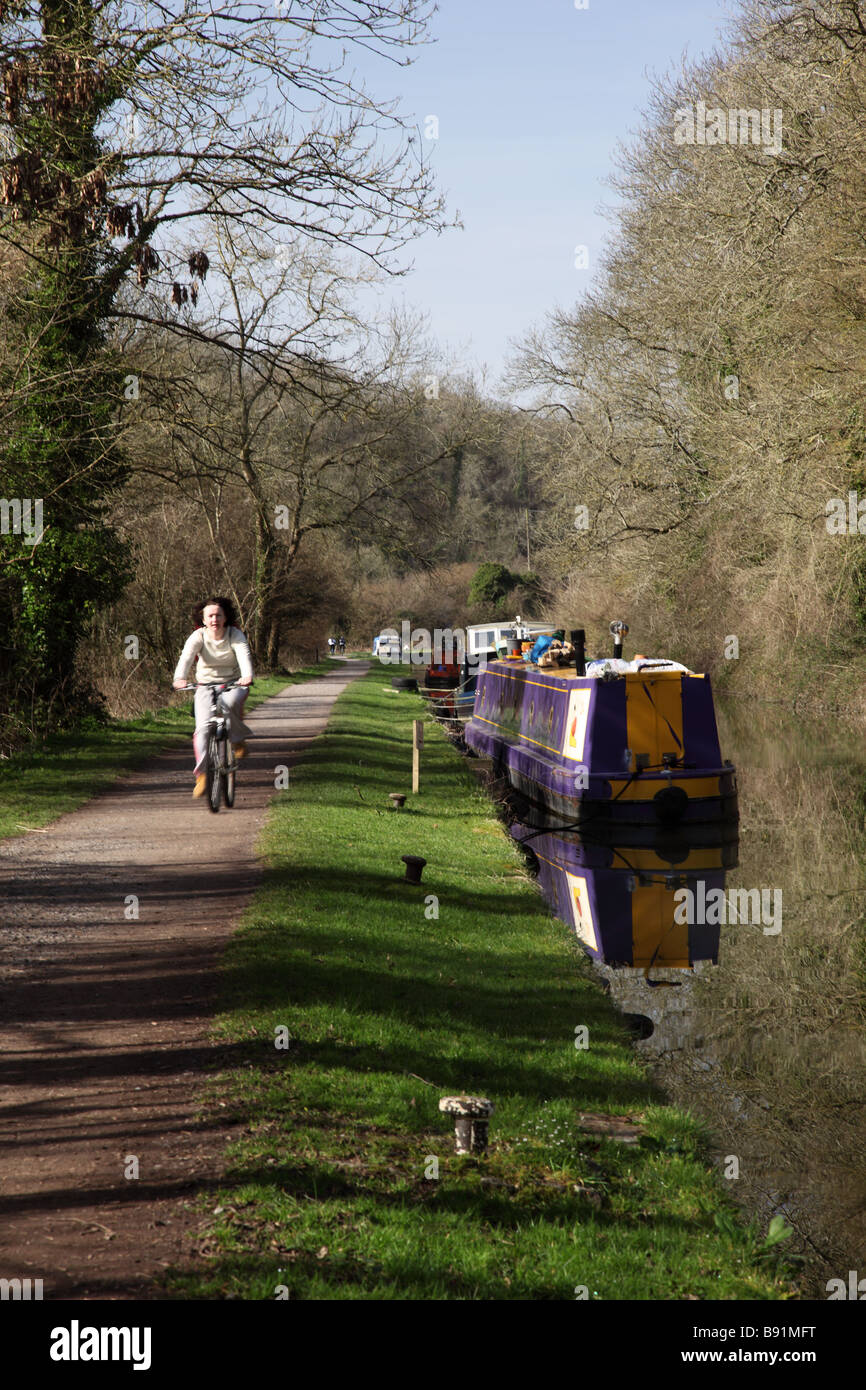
511,824,733,970
464,621,738,833
462,618,555,665
428,673,478,723
423,657,461,692
422,618,557,720
421,618,555,698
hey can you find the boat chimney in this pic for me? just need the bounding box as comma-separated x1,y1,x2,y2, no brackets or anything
570,629,586,676
610,620,629,660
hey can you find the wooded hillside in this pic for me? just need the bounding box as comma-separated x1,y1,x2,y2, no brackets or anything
5,0,866,738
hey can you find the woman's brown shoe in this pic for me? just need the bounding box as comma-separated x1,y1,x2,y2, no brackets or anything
193,773,207,797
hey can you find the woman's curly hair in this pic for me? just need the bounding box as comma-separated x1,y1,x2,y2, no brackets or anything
192,596,239,630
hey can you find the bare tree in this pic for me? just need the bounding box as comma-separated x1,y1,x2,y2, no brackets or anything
0,0,449,719
510,2,866,671
117,221,480,664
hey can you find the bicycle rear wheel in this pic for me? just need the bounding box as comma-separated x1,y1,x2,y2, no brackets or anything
224,743,236,807
207,730,222,813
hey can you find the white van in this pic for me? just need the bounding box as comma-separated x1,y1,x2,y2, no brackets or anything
373,629,406,661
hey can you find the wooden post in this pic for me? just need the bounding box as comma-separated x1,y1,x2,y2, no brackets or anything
412,719,423,793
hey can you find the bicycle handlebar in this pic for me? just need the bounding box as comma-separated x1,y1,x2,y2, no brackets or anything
177,680,252,691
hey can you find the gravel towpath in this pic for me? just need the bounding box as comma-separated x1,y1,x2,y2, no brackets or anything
0,661,366,1299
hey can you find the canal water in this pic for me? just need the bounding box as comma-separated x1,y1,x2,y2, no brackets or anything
516,695,866,1297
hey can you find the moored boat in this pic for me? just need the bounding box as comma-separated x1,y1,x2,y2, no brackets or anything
464,622,738,833
427,671,479,722
420,618,555,704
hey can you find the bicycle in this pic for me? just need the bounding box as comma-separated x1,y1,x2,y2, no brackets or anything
181,681,244,813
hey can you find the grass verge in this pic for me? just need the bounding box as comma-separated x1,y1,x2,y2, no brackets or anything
0,664,332,841
173,667,796,1300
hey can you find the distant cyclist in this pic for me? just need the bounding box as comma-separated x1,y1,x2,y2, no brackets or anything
173,597,254,798
327,636,336,655
338,635,346,654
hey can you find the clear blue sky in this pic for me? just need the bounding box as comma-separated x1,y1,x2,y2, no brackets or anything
357,0,735,394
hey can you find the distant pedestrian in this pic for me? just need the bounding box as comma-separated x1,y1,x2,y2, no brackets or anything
327,636,336,655
338,635,346,654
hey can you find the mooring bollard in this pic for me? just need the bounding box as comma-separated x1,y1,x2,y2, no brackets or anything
438,1095,494,1155
401,854,426,883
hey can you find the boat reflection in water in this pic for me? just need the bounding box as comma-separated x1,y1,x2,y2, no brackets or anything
512,824,739,1051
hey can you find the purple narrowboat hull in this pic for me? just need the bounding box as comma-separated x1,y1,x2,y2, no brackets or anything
465,659,738,832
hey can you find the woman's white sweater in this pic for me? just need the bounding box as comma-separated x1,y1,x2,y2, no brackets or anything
173,626,254,685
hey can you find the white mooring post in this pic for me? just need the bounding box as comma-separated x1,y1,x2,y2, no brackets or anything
412,719,423,793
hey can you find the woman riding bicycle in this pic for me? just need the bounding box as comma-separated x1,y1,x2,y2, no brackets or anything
172,597,254,797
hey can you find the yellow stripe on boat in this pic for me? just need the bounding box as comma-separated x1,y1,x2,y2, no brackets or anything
472,713,560,757
609,846,727,870
631,882,690,968
609,776,723,800
625,671,684,767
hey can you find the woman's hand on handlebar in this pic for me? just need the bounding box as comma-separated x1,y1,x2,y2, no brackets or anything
238,676,253,687
172,679,189,690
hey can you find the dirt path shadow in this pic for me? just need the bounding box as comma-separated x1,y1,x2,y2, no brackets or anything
0,660,367,1300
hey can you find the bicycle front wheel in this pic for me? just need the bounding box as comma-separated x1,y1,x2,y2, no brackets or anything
207,731,222,813
224,744,236,807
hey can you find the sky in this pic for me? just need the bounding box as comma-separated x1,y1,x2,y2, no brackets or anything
354,0,736,394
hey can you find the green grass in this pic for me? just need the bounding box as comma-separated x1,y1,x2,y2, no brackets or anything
172,668,796,1300
0,664,332,841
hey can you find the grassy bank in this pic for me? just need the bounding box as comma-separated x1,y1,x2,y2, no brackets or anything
0,664,331,841
173,667,795,1300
